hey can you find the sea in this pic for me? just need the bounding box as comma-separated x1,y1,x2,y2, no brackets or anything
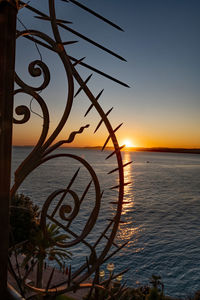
11,147,200,298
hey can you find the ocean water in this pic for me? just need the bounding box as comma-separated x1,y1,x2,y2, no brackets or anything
11,147,200,298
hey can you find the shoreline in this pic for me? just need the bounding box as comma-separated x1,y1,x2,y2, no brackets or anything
13,145,200,155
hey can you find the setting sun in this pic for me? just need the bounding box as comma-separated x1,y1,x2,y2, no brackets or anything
122,139,135,148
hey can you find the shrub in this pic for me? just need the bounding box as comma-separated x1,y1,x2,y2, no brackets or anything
10,193,39,246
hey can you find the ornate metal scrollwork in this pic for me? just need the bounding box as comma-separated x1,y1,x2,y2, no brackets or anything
10,0,131,297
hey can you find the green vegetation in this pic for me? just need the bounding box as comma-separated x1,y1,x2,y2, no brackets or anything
83,274,165,300
10,193,39,245
10,193,72,289
22,222,72,288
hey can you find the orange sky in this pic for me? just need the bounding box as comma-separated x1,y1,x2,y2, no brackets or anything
13,0,200,149
13,117,200,149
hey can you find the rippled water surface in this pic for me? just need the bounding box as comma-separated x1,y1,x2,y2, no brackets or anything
12,147,200,297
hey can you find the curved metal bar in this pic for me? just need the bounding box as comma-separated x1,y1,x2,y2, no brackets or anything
39,153,101,248
20,0,126,61
44,124,90,156
13,105,30,124
59,190,80,222
15,60,50,92
11,1,126,295
68,66,124,272
25,281,108,297
48,2,124,255
11,88,49,195
15,29,74,152
12,29,75,194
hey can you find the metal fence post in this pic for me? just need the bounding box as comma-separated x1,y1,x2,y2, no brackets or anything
0,0,17,297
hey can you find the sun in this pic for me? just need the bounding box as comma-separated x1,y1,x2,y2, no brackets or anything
122,139,135,148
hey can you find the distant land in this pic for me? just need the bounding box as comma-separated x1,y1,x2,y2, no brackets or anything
83,146,200,154
13,145,200,154
134,147,200,154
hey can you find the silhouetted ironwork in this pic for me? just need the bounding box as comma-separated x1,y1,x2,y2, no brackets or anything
0,0,131,298
0,0,17,298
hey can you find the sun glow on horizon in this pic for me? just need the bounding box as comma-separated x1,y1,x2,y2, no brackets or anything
122,139,135,148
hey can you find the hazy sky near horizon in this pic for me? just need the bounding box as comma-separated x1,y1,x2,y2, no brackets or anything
14,0,200,148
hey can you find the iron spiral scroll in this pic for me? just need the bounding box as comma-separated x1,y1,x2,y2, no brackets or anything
10,0,131,297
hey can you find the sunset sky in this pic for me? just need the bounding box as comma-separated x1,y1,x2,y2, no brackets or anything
14,0,200,148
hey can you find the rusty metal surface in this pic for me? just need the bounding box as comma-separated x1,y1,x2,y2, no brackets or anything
8,0,130,297
0,0,17,297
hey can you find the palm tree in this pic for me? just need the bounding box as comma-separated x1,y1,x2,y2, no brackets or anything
22,223,71,288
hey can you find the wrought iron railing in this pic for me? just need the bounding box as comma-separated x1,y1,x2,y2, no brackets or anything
0,0,131,298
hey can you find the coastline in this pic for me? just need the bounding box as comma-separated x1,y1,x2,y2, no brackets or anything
13,145,200,155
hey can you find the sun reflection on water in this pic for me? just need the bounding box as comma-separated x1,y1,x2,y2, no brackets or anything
122,151,134,215
117,223,143,248
115,151,142,249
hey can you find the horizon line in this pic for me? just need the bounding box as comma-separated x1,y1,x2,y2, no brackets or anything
12,145,200,152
